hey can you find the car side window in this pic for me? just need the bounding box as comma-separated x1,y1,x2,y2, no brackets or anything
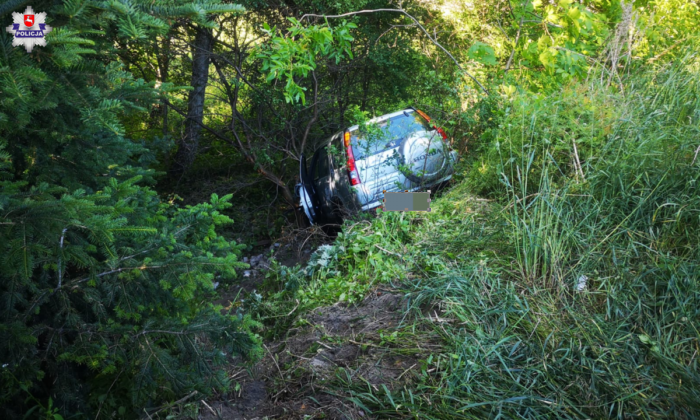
313,147,330,180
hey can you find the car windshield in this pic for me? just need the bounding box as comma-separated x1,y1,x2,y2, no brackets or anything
350,111,432,160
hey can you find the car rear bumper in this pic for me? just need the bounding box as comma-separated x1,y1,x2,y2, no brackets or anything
360,173,453,211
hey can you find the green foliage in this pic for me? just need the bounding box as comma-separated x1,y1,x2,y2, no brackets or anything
0,174,261,417
245,211,419,342
293,219,411,305
337,53,700,420
635,0,700,61
412,0,620,92
344,104,394,158
254,18,357,104
2,0,698,418
0,21,159,190
467,41,497,66
1,0,254,418
466,82,618,197
296,225,407,305
65,0,245,39
514,0,615,88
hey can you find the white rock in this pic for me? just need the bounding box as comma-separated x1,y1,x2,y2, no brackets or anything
310,357,332,370
576,275,588,292
243,257,249,263
212,282,220,290
243,270,251,277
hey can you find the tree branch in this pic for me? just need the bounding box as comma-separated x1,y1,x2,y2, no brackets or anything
300,9,489,95
299,71,319,154
505,17,523,73
56,227,68,290
163,96,296,206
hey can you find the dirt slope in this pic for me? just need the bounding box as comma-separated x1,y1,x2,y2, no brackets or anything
200,290,421,420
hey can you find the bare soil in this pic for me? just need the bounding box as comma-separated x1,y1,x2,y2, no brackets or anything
195,225,439,420
199,290,420,420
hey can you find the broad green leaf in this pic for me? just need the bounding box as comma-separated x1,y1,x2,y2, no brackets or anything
467,42,498,66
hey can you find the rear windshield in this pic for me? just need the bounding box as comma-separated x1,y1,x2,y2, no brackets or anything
350,111,432,160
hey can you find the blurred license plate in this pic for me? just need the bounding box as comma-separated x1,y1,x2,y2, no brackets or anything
382,191,431,212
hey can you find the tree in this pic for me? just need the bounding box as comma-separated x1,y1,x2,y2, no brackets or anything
0,1,256,418
169,24,215,178
154,0,463,218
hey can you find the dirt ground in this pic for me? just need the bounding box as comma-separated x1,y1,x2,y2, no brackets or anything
192,223,442,420
212,239,314,310
199,289,422,420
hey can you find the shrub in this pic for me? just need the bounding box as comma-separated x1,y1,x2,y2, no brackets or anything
0,178,262,418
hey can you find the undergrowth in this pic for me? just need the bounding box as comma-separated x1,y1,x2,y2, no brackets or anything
245,56,700,419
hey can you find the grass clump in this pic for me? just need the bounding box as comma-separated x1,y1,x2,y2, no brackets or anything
332,57,700,418
467,81,620,198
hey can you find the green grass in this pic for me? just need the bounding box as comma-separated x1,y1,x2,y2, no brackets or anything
250,56,700,419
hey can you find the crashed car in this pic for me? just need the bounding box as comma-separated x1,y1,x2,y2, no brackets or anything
295,107,458,225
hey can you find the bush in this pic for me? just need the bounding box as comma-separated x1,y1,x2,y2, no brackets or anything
0,178,262,418
467,82,621,198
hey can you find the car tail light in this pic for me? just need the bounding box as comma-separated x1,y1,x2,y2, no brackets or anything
415,109,431,122
435,126,448,140
416,109,448,140
344,132,361,185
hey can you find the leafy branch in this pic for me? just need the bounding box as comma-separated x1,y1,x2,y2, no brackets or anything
299,9,490,95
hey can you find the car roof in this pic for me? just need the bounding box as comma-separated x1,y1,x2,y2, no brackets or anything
345,108,415,133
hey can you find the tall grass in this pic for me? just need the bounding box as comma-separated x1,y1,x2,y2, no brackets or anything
339,57,700,418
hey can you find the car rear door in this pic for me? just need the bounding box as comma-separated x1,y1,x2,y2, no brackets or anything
354,143,405,205
351,111,431,205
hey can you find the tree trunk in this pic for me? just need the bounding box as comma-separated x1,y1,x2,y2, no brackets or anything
170,26,213,178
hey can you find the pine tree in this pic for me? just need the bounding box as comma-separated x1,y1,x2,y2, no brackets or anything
0,1,253,418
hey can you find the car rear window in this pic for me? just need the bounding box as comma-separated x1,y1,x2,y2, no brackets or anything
350,111,432,160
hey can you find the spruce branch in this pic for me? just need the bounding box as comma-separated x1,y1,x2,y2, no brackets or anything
57,227,68,290
132,324,210,339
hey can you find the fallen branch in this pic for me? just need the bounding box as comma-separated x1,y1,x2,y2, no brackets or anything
396,363,417,381
200,400,219,418
287,299,300,316
349,339,381,348
647,39,684,63
145,390,198,417
375,245,404,259
316,340,333,350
